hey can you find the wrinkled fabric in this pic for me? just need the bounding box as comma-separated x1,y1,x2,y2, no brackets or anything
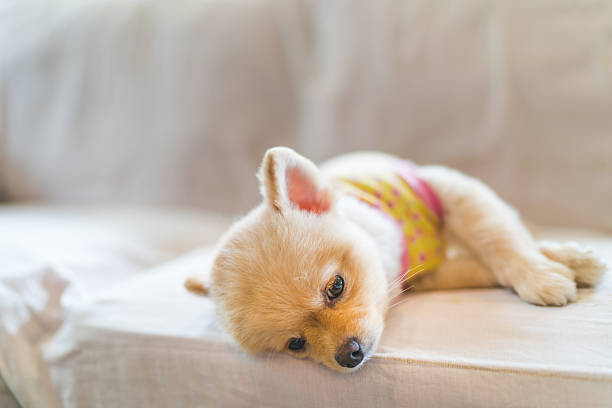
0,206,611,408
1,0,611,231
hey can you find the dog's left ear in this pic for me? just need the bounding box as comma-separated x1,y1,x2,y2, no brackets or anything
258,147,334,215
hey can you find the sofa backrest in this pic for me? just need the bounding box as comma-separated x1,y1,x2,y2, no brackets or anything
1,0,611,231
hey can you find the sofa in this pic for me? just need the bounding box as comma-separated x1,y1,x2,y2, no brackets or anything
1,1,611,407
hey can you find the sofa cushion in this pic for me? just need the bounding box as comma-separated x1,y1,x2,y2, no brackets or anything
1,205,610,408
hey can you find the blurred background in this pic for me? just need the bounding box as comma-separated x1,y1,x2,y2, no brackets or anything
1,0,611,230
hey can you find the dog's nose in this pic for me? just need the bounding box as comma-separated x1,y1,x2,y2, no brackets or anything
335,338,364,368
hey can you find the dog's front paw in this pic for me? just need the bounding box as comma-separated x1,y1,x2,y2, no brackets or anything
539,241,607,287
512,257,577,306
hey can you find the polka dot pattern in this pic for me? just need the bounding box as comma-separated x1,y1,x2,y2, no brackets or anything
333,161,445,284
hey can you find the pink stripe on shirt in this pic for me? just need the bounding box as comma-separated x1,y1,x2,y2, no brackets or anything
395,160,444,221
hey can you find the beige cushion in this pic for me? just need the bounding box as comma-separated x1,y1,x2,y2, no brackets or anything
1,0,612,231
1,206,610,407
0,381,18,408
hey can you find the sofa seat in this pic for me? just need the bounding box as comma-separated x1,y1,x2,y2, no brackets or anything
1,205,610,407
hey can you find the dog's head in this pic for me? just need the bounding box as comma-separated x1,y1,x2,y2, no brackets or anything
186,147,388,371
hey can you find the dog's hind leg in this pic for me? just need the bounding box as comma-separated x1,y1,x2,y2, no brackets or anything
539,241,606,287
417,165,578,306
413,253,497,291
413,239,607,293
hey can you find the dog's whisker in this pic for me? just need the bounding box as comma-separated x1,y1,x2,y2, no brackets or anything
393,283,415,296
387,280,408,294
387,265,423,291
387,280,404,293
390,284,415,301
404,263,426,275
387,265,425,294
386,275,405,290
387,281,409,295
398,265,425,283
388,289,416,309
400,265,425,281
388,297,411,309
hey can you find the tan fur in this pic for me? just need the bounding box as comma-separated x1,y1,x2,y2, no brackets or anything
209,204,386,370
186,147,607,371
184,276,209,296
262,151,280,212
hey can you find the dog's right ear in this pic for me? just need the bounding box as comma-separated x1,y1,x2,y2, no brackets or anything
258,147,334,214
184,272,210,296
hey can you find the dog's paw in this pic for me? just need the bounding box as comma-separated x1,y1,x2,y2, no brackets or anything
511,257,577,306
539,241,607,287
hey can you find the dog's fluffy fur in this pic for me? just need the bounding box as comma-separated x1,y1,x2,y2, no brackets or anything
186,147,607,372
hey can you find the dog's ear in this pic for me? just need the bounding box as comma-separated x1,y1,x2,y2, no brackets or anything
258,147,334,215
184,272,210,296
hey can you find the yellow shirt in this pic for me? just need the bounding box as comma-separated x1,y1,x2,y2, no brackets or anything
333,160,445,284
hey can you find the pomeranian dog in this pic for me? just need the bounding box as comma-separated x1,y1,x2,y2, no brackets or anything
185,147,606,372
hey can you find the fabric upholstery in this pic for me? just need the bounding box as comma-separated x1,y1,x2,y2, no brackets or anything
1,0,612,230
0,206,610,408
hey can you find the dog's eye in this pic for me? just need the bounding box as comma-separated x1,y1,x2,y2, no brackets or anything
288,337,306,352
326,275,344,301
